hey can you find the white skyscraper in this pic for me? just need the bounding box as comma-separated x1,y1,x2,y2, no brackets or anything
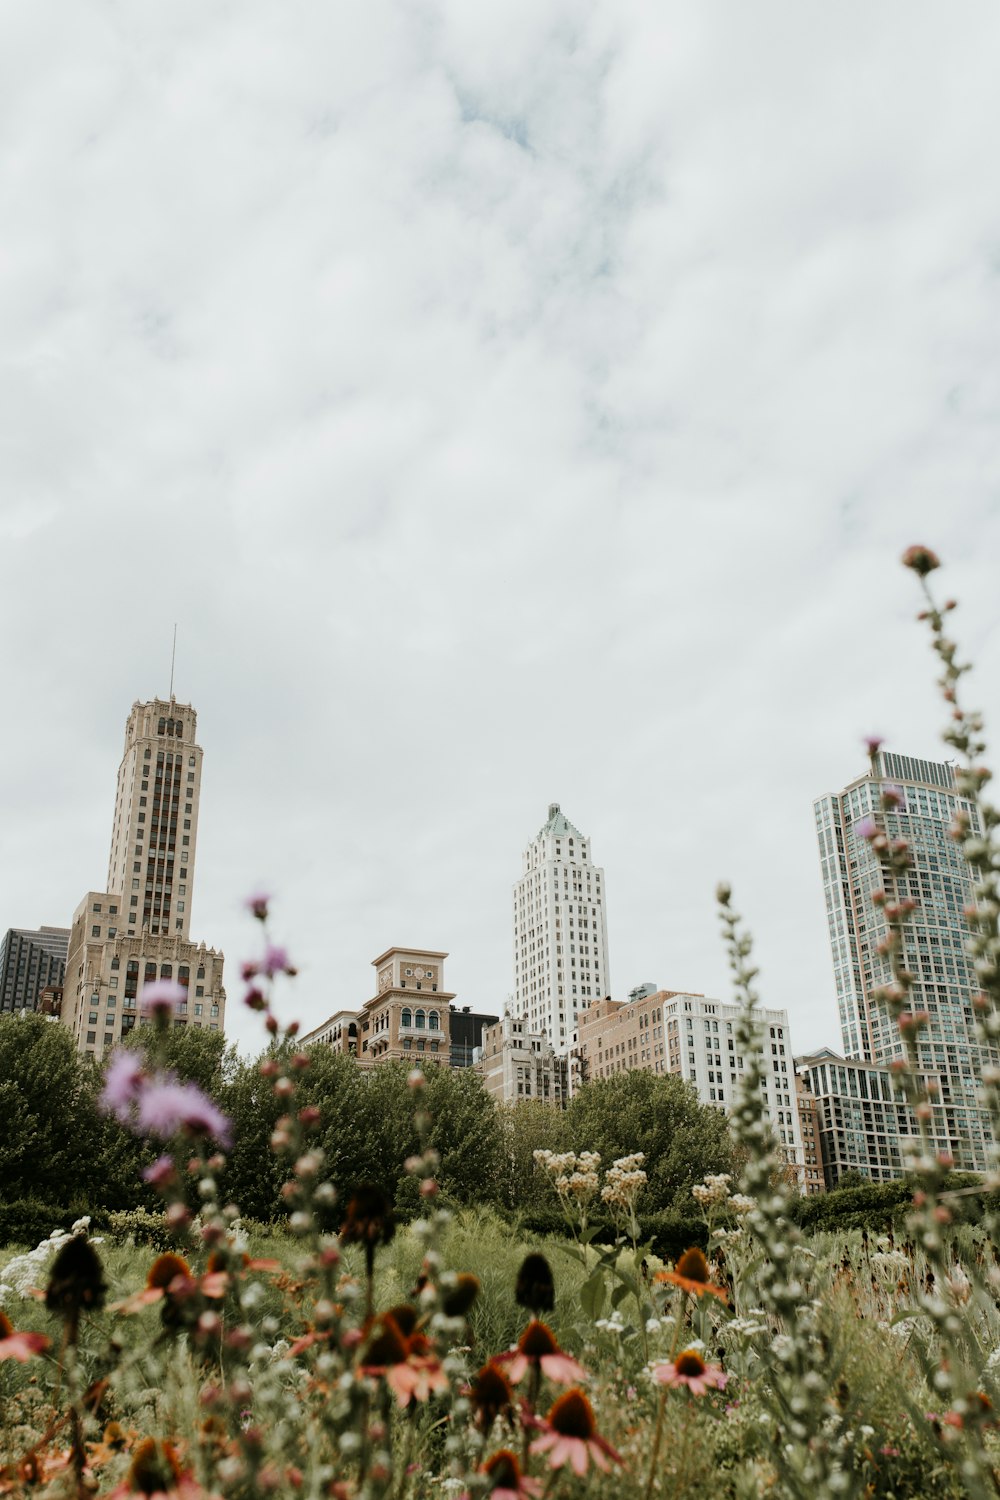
513,803,611,1053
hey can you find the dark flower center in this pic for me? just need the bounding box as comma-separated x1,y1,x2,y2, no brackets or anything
675,1248,710,1283
45,1235,107,1315
675,1350,707,1378
548,1388,596,1440
516,1252,555,1313
127,1438,182,1496
518,1319,559,1357
472,1362,514,1418
364,1316,408,1367
147,1253,191,1290
484,1450,522,1489
385,1303,419,1338
442,1273,480,1317
0,1311,13,1339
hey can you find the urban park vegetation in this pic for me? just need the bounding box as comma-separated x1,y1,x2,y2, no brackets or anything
2,546,1000,1499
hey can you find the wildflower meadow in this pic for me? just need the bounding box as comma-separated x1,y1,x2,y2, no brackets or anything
2,546,1000,1498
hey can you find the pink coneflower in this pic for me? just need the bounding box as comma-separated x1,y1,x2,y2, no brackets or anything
653,1348,728,1396
140,979,186,1018
0,1311,49,1363
101,1050,145,1120
478,1449,541,1498
495,1321,587,1386
530,1388,622,1476
104,1436,204,1497
655,1247,728,1303
137,1077,232,1147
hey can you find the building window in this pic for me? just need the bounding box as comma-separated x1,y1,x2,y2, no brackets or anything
91,926,101,938
428,1010,439,1030
415,1010,426,1029
401,1008,412,1027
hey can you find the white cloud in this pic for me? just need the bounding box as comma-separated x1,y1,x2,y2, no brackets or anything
3,0,1000,1061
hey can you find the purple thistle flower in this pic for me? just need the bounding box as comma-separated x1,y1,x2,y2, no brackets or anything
855,816,878,840
137,1075,232,1147
100,1050,145,1121
262,944,294,978
863,735,884,756
143,1154,179,1187
140,979,187,1017
245,890,271,921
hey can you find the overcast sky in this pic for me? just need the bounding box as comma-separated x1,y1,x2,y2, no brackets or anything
4,2,1000,1060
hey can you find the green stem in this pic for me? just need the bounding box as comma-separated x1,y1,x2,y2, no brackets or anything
644,1387,667,1500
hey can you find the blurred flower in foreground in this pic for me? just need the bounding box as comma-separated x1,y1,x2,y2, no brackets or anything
530,1388,622,1475
656,1246,728,1302
653,1348,728,1396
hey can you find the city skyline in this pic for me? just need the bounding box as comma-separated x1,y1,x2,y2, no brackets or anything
5,6,1000,1065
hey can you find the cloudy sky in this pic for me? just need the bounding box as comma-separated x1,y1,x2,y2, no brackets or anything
4,2,1000,1059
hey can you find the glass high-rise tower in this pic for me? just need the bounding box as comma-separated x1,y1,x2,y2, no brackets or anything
814,752,996,1171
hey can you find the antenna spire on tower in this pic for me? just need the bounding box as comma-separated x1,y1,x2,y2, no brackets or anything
169,623,177,701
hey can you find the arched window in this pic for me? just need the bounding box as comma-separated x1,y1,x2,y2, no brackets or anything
415,1010,426,1029
428,1010,439,1031
160,963,173,979
158,718,166,735
401,1008,412,1028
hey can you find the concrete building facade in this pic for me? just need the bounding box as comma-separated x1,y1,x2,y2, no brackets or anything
572,989,806,1181
513,804,610,1053
61,697,225,1058
478,1012,569,1106
815,752,995,1172
0,926,70,1014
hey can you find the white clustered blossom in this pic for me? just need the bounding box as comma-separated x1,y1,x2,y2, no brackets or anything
601,1153,647,1211
691,1173,732,1207
729,1193,756,1216
533,1149,601,1201
594,1311,626,1335
0,1218,102,1307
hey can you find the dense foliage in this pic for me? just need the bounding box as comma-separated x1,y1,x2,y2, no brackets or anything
0,1012,738,1234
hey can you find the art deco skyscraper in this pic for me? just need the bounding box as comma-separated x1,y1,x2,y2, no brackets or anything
814,751,995,1171
61,697,225,1058
513,803,611,1053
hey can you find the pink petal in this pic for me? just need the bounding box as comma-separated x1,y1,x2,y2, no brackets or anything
0,1332,49,1362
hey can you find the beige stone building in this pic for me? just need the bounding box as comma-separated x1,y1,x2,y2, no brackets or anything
477,1012,569,1106
301,948,456,1064
794,1073,826,1195
300,1008,361,1056
62,697,226,1057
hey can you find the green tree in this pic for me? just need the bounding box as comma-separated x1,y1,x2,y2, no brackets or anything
565,1071,736,1212
0,1014,103,1207
496,1100,572,1211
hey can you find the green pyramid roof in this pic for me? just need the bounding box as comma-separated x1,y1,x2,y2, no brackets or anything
537,803,584,840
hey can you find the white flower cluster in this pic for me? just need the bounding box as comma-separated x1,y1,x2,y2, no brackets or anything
0,1217,101,1307
600,1153,647,1212
691,1173,732,1207
532,1149,602,1201
728,1192,756,1216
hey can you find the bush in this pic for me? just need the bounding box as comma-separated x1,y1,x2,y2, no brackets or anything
0,1199,106,1248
